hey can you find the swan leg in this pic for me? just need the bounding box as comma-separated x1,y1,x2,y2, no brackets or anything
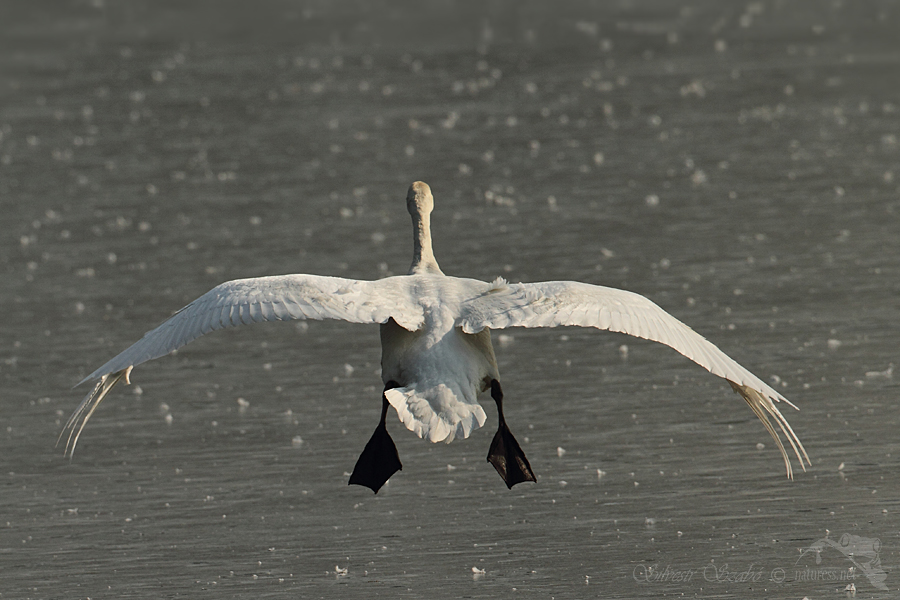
349,381,402,493
486,379,536,489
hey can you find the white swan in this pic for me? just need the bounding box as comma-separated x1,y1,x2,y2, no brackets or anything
63,181,809,492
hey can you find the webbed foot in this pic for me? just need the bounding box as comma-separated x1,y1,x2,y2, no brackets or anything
488,421,537,489
349,382,402,493
486,379,536,489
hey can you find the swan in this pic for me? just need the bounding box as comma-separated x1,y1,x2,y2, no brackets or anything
63,181,809,492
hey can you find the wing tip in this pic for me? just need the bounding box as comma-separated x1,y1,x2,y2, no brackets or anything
729,381,811,479
61,367,133,457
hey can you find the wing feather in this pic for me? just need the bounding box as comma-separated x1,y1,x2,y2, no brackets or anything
63,274,424,456
458,280,809,477
271,300,291,321
80,274,423,386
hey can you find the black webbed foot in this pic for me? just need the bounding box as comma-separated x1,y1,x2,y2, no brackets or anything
488,421,537,489
486,379,536,489
349,382,402,493
348,422,401,493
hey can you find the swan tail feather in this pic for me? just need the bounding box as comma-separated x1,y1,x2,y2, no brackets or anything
385,384,487,444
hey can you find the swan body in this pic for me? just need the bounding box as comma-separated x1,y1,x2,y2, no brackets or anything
64,181,809,491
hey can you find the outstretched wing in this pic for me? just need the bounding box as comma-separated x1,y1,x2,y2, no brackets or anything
458,279,810,478
63,274,422,455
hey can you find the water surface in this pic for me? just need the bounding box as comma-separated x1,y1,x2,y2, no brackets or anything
2,2,898,598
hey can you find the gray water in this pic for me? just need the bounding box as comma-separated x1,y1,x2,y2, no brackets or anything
2,2,899,598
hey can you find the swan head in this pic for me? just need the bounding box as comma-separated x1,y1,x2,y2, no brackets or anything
407,181,434,219
406,181,443,275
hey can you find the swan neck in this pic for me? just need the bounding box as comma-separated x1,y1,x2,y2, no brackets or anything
409,210,442,275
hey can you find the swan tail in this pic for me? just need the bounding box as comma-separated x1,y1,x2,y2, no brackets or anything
58,366,133,457
730,381,811,479
384,383,487,443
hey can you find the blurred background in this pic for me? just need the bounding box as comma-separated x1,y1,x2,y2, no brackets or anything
1,1,898,598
